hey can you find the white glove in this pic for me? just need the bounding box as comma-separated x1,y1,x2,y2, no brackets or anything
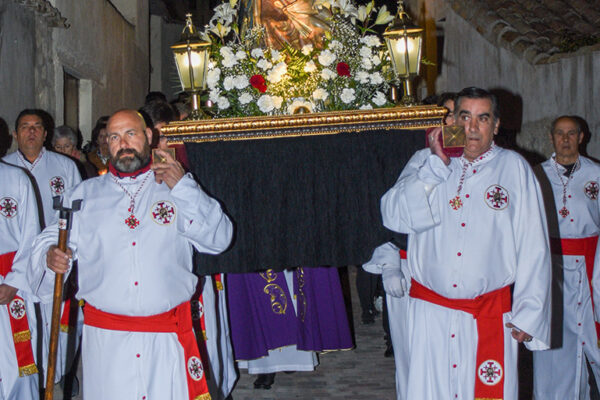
363,242,401,274
382,265,407,298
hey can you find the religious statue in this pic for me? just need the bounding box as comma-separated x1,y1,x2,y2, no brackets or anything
239,0,332,50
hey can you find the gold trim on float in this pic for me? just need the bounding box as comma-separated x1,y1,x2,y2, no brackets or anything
163,106,446,144
193,393,212,400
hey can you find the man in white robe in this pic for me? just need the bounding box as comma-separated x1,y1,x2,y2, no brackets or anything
0,161,41,400
3,109,82,387
533,115,600,399
381,87,551,400
30,109,233,400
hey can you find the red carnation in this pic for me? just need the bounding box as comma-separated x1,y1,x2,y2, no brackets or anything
250,74,267,93
336,62,350,77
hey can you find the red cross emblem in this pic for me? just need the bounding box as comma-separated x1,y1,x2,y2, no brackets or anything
9,298,26,319
485,185,509,210
0,197,18,218
151,201,175,225
478,359,503,385
50,176,65,195
585,181,599,200
187,356,204,381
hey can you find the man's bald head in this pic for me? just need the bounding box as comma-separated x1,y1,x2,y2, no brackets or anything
107,109,153,173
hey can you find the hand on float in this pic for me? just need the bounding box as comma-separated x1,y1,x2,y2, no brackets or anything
46,245,73,274
428,126,450,166
505,322,533,343
0,284,18,305
151,149,185,189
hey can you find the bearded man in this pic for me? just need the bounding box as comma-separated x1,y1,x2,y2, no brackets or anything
30,109,233,400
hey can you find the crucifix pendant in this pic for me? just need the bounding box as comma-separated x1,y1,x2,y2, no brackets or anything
558,207,570,218
125,214,140,229
449,196,463,210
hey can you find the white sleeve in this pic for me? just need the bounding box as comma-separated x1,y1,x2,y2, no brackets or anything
381,151,451,234
170,174,233,255
3,172,41,300
508,164,552,350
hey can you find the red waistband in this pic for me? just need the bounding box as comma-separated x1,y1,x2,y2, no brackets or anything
409,279,511,318
84,302,192,334
0,252,16,278
550,236,599,256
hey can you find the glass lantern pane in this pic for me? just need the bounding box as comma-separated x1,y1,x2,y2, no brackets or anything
173,49,208,91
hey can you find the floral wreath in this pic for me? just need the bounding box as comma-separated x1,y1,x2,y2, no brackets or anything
202,0,397,117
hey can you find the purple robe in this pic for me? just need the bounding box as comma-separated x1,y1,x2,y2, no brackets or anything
227,267,353,360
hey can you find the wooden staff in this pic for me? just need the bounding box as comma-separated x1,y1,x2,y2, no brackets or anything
45,197,81,400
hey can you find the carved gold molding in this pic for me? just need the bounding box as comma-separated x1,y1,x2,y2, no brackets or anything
163,105,445,144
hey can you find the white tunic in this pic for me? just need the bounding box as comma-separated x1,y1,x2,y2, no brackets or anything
381,146,551,400
30,170,233,400
534,155,600,400
4,148,82,382
0,162,40,400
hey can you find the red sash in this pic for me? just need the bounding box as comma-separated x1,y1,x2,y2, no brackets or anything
410,279,511,400
0,252,38,377
85,303,211,400
551,235,600,346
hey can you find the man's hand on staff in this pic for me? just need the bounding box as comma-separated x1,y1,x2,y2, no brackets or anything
428,127,451,166
151,149,185,189
505,322,533,343
0,284,18,305
46,245,73,274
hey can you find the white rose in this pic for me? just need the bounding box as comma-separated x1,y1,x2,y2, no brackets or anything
304,60,317,73
312,88,329,101
270,49,281,61
257,95,274,113
267,62,288,83
222,55,237,68
320,68,336,80
370,72,383,85
209,88,221,102
360,104,373,110
362,57,373,70
359,46,372,59
235,50,247,60
206,68,221,89
223,76,235,91
360,35,381,47
301,44,314,55
372,91,387,106
239,92,253,104
272,96,283,109
356,71,370,84
257,59,272,70
318,49,336,66
217,96,230,109
251,48,264,59
340,88,356,104
372,55,381,66
234,75,249,89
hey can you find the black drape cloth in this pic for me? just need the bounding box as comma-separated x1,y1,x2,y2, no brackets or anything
187,128,424,274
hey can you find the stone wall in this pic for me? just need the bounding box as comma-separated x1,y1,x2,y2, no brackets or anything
405,0,599,160
0,0,150,146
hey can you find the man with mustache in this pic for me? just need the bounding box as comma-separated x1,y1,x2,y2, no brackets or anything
533,116,600,399
3,109,82,391
381,87,551,399
30,109,233,400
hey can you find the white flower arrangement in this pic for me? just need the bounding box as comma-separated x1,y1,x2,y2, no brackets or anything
203,0,396,118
